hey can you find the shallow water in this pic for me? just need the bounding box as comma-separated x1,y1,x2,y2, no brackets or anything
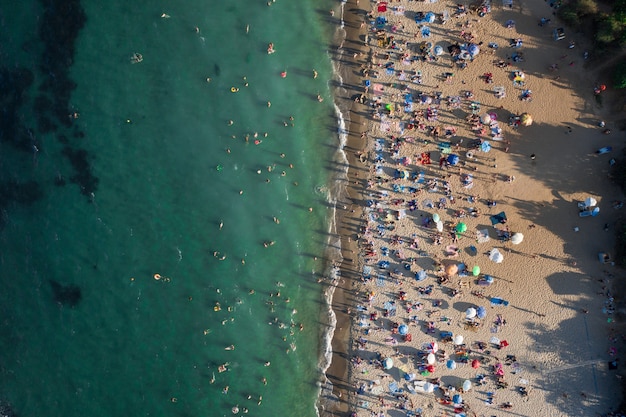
0,0,344,416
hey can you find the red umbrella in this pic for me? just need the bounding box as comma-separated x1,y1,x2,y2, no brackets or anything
426,364,435,373
471,359,480,369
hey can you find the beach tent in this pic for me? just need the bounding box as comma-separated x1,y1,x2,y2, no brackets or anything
489,248,504,263
462,379,472,391
511,233,524,245
415,270,427,281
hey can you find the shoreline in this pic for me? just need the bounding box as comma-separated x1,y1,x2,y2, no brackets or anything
323,0,370,415
324,0,625,416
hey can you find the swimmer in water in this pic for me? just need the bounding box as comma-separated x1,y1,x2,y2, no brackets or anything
313,69,318,79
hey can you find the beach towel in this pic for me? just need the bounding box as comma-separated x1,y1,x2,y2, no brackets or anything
363,265,373,279
389,381,399,393
490,212,507,226
386,67,395,75
420,153,431,165
438,142,451,154
476,229,491,243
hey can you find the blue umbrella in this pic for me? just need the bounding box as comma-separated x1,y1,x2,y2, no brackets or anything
398,324,409,335
468,43,480,57
378,260,390,269
452,394,463,404
480,141,491,153
415,270,427,281
434,45,444,56
446,359,457,369
425,12,436,23
447,154,460,166
477,306,487,319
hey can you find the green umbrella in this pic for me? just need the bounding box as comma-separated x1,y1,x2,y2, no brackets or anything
456,222,467,233
472,265,481,276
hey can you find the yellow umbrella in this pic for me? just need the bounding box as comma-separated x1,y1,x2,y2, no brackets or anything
520,113,533,126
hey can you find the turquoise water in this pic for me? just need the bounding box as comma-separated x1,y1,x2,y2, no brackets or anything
0,0,344,416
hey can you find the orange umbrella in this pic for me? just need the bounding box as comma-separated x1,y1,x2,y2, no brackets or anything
445,264,458,276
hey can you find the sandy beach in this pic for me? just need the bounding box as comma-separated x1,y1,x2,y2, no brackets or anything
327,0,626,416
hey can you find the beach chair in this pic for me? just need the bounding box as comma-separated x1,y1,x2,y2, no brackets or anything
494,86,505,99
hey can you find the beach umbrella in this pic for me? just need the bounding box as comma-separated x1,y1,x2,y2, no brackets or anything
423,382,435,392
471,359,480,369
462,379,472,392
511,233,524,245
465,308,477,319
456,222,467,233
591,206,600,217
425,12,436,23
468,43,480,57
488,112,498,121
445,264,458,276
436,220,444,232
434,45,444,56
415,270,427,281
385,103,393,111
489,248,504,263
383,358,394,369
481,113,491,124
476,306,487,319
447,154,460,166
520,113,533,126
453,335,464,345
427,341,438,352
398,324,409,335
426,364,436,373
427,353,436,364
480,141,491,153
446,359,457,369
472,265,480,276
452,394,463,404
585,197,598,207
432,213,440,222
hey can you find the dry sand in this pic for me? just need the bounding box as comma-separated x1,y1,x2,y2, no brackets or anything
327,0,626,416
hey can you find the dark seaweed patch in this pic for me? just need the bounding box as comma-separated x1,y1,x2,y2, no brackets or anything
49,280,82,307
61,146,98,196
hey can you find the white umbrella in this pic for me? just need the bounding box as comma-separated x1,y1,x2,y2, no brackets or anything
453,335,464,345
585,197,597,207
436,220,443,232
423,382,435,393
462,379,472,391
465,307,477,319
511,233,524,245
427,353,436,364
383,358,393,369
481,113,491,124
489,248,504,263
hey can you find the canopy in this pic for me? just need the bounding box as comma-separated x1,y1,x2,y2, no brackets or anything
511,233,524,245
489,248,504,263
447,154,460,165
399,324,409,335
465,307,477,319
453,335,464,345
480,141,491,153
585,197,598,207
476,229,491,243
456,222,467,233
520,112,533,126
427,353,436,364
445,264,458,276
472,265,481,276
383,357,393,369
476,306,487,319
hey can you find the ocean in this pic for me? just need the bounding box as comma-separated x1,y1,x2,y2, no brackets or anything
0,0,351,416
